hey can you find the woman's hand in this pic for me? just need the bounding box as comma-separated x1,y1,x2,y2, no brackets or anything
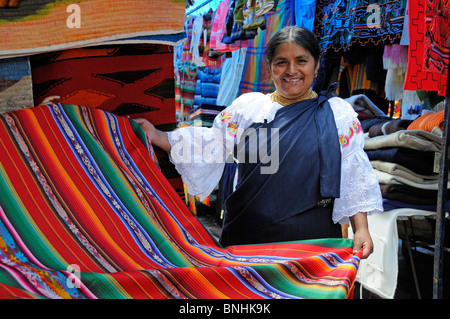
350,212,373,259
40,96,61,106
134,118,157,141
134,118,171,152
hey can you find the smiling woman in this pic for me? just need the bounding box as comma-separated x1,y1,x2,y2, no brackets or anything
137,26,383,256
270,42,318,100
265,26,320,102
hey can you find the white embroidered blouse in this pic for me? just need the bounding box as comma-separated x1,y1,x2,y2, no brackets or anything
167,92,383,224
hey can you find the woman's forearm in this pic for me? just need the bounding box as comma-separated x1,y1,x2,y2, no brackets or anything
134,118,171,153
350,212,368,233
151,129,171,153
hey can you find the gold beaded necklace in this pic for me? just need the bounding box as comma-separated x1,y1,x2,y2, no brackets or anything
270,88,318,106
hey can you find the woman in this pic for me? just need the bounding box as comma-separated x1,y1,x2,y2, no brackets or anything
136,26,383,259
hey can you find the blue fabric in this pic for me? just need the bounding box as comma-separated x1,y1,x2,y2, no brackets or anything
291,0,316,31
364,147,436,176
382,199,450,212
193,68,221,108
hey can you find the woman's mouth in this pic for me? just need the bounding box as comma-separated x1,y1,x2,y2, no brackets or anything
283,78,301,83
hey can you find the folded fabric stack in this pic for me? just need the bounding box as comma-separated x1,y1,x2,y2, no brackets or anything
363,114,447,211
190,104,226,127
344,95,448,211
193,68,222,109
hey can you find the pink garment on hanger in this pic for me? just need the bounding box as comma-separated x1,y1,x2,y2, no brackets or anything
210,0,248,52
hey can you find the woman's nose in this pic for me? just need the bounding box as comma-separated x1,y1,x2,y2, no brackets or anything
286,63,297,75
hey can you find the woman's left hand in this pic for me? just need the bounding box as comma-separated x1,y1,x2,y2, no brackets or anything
40,96,61,106
352,227,373,259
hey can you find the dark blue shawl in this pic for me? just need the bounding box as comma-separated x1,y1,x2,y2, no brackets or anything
223,89,341,234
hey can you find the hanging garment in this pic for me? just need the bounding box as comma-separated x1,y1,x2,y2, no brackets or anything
400,0,410,46
177,67,198,119
242,0,266,30
190,14,205,67
210,0,242,52
217,47,248,106
290,0,316,31
181,19,194,62
383,44,409,101
316,0,407,53
256,0,275,16
238,0,291,94
404,0,449,96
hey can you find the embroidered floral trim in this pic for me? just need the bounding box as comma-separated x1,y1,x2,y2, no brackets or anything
218,111,232,123
316,198,334,207
339,121,362,148
353,120,362,134
227,122,239,137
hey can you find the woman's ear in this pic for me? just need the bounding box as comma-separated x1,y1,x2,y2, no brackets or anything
267,64,273,81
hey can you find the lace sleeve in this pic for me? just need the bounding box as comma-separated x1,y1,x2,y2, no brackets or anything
167,94,266,200
167,126,227,200
329,97,384,224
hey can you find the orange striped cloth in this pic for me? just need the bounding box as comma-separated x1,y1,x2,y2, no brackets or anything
0,0,185,57
407,110,445,132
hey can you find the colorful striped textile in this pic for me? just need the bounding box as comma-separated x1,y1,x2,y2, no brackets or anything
238,0,291,95
0,103,361,299
0,0,186,58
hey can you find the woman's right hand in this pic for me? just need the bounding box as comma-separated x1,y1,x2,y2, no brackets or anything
134,118,157,141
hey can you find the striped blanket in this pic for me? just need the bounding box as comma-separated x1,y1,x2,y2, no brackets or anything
0,0,186,58
0,103,360,299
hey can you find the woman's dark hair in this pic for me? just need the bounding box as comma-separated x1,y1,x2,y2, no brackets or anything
264,26,321,69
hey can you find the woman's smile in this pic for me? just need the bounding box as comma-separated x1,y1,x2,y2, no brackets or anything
283,77,301,83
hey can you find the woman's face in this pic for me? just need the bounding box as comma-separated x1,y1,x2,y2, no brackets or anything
270,42,319,99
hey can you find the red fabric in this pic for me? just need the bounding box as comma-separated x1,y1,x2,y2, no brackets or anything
31,45,176,126
31,45,183,199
